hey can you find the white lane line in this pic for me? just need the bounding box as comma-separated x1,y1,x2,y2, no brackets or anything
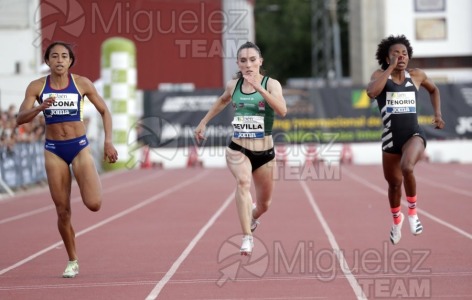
417,176,472,198
0,205,55,225
2,271,472,292
145,190,235,300
0,170,209,276
343,168,472,240
0,171,165,225
454,170,472,179
419,164,472,180
0,168,126,203
300,181,368,300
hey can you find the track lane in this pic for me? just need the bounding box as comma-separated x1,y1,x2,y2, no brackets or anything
156,166,364,299
1,164,471,299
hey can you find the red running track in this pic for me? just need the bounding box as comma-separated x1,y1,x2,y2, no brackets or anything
0,163,471,299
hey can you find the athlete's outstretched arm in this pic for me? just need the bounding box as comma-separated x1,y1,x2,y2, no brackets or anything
77,75,118,162
17,80,51,125
366,55,402,99
263,78,287,117
243,75,287,117
195,80,234,143
413,69,445,129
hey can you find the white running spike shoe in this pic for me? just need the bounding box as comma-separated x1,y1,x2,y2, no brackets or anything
390,213,404,245
62,260,79,278
251,203,259,232
240,235,254,256
251,219,260,232
408,214,423,235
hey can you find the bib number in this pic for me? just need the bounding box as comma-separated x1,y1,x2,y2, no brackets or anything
232,115,265,139
43,93,79,117
386,91,416,114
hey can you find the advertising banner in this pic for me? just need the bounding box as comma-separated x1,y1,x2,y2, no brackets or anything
141,83,472,148
0,142,46,189
141,89,231,148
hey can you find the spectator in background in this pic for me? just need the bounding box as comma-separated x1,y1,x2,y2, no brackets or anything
0,110,7,147
16,41,118,278
0,104,44,150
32,115,46,142
16,119,34,143
366,35,445,245
7,105,17,120
0,109,16,151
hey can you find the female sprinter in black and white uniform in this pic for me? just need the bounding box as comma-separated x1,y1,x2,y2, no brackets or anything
366,35,445,245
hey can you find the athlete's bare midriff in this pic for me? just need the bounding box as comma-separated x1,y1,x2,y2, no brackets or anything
45,121,86,140
231,135,274,151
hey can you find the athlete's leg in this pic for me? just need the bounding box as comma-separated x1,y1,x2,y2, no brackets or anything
400,136,425,197
71,146,102,212
382,152,403,209
252,158,276,220
226,147,253,235
401,136,425,235
383,151,405,244
45,150,75,261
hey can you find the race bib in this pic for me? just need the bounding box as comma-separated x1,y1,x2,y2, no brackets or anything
43,93,79,117
232,115,265,139
386,91,416,114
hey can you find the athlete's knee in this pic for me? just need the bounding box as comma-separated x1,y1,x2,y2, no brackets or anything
400,161,415,177
387,181,402,192
86,200,101,212
235,176,251,191
88,204,101,212
56,207,71,223
258,201,270,213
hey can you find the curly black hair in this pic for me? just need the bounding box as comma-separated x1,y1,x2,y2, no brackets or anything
375,35,413,70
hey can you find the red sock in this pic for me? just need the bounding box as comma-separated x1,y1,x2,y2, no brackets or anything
391,206,402,225
407,196,417,216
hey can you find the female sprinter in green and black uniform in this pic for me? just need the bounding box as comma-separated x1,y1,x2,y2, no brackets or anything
195,42,287,255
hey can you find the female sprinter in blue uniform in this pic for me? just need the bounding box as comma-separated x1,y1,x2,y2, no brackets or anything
366,35,445,245
17,41,118,277
195,42,287,255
